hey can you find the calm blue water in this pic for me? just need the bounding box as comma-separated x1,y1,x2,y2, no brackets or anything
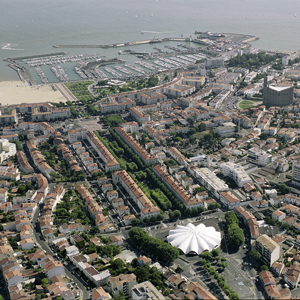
1,0,300,81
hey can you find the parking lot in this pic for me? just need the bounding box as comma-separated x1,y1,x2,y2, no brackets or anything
75,118,104,131
147,215,264,299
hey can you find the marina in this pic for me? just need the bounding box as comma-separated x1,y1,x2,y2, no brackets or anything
103,67,123,78
3,31,259,85
23,53,105,67
35,67,48,84
50,66,70,82
4,40,207,85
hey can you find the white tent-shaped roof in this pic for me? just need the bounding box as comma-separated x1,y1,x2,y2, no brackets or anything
167,223,221,255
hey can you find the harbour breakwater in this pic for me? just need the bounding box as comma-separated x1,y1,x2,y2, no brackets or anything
3,52,68,86
52,37,190,49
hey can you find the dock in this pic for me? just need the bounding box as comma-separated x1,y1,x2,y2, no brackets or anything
3,52,68,61
52,37,189,49
5,59,36,86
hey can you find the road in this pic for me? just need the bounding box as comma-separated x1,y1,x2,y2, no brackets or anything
219,94,241,111
32,205,90,300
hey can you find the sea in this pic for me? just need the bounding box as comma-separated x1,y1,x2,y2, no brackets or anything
1,0,300,82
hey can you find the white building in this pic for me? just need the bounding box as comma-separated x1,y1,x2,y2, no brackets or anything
244,71,257,83
68,128,87,143
219,191,240,209
255,234,280,266
0,188,8,203
187,154,211,167
194,168,229,199
0,139,17,163
92,287,112,300
248,147,273,166
292,161,300,186
219,162,252,187
107,273,137,297
209,90,230,109
165,84,195,98
19,238,35,250
131,281,164,300
44,261,65,279
215,126,235,137
206,58,225,68
4,270,23,287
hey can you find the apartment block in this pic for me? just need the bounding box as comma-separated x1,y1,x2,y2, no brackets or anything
255,234,280,266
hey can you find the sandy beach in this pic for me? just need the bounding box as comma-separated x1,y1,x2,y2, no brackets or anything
0,81,67,106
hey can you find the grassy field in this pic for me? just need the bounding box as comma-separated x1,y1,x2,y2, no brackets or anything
239,100,255,109
239,99,263,109
193,130,210,139
65,81,94,103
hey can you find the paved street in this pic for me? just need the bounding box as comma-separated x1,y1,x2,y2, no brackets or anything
144,212,264,299
32,205,90,300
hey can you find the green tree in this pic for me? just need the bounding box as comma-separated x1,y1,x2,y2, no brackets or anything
198,123,207,132
17,185,26,195
131,218,140,227
228,227,244,248
249,248,261,260
208,203,221,210
225,211,239,227
164,75,170,81
129,227,179,263
156,213,164,221
239,81,248,88
26,260,34,269
201,251,213,260
261,265,269,271
212,249,220,257
41,278,49,288
279,183,291,195
111,258,125,270
169,210,181,221
193,186,206,195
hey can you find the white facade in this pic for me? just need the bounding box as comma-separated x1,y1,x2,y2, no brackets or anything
248,147,273,166
293,161,300,186
209,90,230,109
206,58,225,68
45,262,65,279
5,271,23,287
0,188,8,203
131,281,164,300
68,128,87,143
219,191,240,209
0,139,16,163
165,84,195,97
194,168,229,199
167,223,221,255
255,234,280,266
220,162,252,187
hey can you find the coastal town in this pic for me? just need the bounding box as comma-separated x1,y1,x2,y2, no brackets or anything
3,31,300,300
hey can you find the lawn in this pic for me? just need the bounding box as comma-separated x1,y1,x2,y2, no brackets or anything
193,130,210,139
239,100,255,109
65,81,94,103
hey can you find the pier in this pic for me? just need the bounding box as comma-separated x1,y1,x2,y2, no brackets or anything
52,37,189,49
5,58,36,86
4,52,68,61
81,58,125,70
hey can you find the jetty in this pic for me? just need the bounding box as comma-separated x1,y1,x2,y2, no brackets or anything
52,37,189,49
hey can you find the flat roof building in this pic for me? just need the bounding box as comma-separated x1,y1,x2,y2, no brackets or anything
255,234,280,266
